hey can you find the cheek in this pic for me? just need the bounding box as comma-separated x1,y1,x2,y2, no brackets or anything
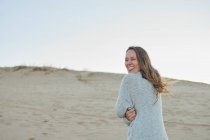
134,61,139,66
135,62,140,69
125,61,129,66
124,62,127,67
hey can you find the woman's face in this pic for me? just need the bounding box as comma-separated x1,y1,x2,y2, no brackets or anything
125,49,140,73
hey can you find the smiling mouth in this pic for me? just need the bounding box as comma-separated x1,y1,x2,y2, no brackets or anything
127,66,134,71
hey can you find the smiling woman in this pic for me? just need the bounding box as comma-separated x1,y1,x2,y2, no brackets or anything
115,46,168,140
125,46,167,93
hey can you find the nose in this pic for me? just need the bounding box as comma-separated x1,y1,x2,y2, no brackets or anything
127,60,132,65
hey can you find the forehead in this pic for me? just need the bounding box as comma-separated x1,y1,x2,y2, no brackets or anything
126,49,137,57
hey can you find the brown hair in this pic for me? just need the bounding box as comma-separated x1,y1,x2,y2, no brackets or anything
126,46,168,94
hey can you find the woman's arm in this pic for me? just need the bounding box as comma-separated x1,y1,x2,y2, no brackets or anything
115,74,135,118
123,117,131,126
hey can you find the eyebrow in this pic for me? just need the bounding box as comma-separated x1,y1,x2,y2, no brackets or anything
125,56,136,59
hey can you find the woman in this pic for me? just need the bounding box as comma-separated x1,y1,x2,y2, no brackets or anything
115,46,168,140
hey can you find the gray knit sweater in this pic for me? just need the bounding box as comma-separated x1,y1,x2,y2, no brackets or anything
115,72,168,140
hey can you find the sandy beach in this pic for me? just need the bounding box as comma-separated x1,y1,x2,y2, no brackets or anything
0,66,210,140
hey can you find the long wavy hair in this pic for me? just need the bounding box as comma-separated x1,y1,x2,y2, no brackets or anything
126,46,168,94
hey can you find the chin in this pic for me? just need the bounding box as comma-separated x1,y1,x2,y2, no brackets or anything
128,70,139,73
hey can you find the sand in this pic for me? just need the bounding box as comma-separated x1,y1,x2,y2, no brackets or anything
0,66,210,140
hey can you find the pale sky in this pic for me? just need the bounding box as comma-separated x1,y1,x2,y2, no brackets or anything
1,0,210,84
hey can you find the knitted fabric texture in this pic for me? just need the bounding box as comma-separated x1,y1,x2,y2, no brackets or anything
115,72,168,140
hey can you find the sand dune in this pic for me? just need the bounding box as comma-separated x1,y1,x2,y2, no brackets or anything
0,66,210,140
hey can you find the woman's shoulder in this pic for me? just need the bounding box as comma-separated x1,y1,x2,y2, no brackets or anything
122,72,143,83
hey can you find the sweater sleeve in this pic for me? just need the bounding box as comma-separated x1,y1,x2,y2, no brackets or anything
123,117,131,126
115,74,134,118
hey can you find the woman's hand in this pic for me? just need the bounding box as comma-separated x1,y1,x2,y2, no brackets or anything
125,108,136,121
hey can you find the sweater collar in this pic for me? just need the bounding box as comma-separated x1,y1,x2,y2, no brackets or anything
128,71,143,78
